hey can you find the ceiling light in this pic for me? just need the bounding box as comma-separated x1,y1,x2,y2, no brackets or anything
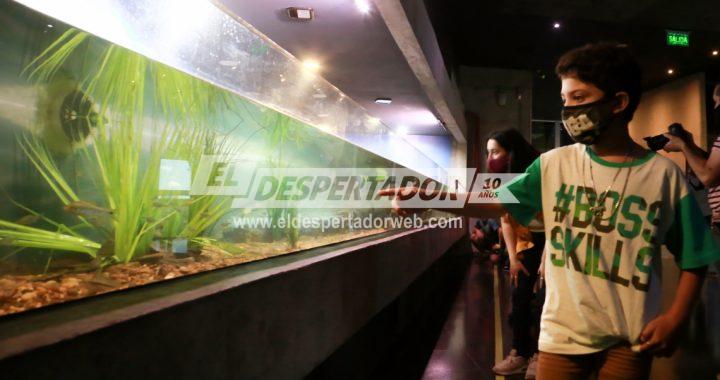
355,0,371,14
302,59,321,72
397,125,408,135
713,50,719,56
667,68,674,75
374,97,392,104
287,7,314,20
553,22,561,29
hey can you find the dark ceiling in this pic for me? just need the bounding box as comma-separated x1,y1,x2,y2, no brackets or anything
218,0,448,136
425,0,720,91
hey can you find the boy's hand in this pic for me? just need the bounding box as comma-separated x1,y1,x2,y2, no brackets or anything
376,187,428,216
638,313,682,357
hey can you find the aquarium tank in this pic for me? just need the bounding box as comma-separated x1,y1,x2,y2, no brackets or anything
0,0,453,316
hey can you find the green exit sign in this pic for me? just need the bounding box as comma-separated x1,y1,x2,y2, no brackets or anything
666,30,690,47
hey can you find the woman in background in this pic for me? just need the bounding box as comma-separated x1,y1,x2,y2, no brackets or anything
487,129,545,380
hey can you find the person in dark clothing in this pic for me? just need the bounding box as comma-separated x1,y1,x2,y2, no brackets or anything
486,129,545,379
470,218,500,251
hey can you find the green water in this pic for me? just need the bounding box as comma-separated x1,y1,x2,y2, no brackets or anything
0,1,402,299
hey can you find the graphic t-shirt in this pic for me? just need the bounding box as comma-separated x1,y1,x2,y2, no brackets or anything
502,143,720,354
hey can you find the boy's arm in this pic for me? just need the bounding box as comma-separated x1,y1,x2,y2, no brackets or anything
376,187,507,218
638,267,706,356
665,267,706,322
377,156,542,222
642,169,720,356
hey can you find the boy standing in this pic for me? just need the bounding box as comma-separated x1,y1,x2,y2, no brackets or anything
381,43,719,379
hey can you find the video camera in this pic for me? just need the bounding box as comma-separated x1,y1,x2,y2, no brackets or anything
644,123,689,151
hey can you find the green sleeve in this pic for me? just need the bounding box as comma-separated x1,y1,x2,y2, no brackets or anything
665,194,720,269
501,157,542,226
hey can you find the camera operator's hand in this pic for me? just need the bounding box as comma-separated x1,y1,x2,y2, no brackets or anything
661,133,687,152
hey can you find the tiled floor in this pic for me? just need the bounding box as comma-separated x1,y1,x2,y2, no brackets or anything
421,257,720,380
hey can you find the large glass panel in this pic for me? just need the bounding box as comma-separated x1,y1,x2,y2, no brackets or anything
15,0,449,183
0,2,450,316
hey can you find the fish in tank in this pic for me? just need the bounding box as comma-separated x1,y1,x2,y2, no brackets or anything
0,1,433,317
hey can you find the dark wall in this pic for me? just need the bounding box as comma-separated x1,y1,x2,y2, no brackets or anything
307,235,471,379
532,72,562,121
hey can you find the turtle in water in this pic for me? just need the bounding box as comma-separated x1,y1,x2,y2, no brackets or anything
59,89,100,143
35,73,101,155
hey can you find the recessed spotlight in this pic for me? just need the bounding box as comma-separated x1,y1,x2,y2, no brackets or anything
287,7,314,21
553,22,561,29
375,97,392,104
667,68,675,75
355,0,371,14
302,59,321,72
713,50,719,56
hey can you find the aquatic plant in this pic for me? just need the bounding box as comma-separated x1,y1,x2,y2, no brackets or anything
0,220,100,257
285,207,299,248
0,194,102,275
260,112,307,248
2,27,235,263
162,127,237,244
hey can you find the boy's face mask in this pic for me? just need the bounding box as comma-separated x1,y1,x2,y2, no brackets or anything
561,97,619,145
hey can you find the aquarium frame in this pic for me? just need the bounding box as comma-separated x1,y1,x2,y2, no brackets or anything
0,225,464,378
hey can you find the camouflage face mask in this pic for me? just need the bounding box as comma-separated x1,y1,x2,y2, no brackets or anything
561,97,618,145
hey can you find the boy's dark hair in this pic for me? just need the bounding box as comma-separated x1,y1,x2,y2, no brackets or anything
556,42,642,121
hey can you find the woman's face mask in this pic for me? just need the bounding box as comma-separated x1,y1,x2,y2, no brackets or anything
487,156,509,173
561,97,619,145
